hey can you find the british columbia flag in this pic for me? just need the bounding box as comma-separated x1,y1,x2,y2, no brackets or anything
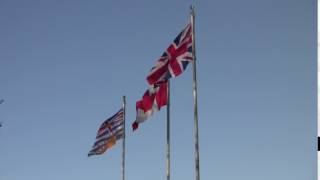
88,108,124,156
147,22,193,85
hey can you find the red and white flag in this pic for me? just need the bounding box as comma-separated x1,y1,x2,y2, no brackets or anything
132,81,168,131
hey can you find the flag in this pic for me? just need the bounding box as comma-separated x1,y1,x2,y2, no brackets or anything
88,108,124,156
146,22,193,85
132,81,168,131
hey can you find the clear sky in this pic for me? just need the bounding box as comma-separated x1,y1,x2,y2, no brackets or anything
0,0,316,180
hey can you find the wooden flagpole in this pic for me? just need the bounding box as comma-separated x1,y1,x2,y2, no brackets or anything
122,96,126,180
190,6,200,180
166,80,171,180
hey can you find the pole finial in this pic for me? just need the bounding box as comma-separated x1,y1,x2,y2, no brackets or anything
189,5,195,17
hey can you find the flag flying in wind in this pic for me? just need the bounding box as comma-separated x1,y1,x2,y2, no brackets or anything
132,22,193,131
132,81,168,131
88,108,124,156
146,22,193,85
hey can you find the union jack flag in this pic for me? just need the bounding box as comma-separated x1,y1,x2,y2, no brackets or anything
147,22,193,85
88,108,124,156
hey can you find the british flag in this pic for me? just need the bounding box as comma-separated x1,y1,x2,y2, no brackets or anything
147,22,193,85
132,22,193,131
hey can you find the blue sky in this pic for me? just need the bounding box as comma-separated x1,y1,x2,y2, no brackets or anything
0,0,316,180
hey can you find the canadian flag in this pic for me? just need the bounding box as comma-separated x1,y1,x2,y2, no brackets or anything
132,81,168,131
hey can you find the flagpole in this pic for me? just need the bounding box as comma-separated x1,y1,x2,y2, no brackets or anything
166,80,171,180
190,6,200,180
122,96,126,180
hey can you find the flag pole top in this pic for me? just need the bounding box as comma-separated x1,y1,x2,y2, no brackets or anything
190,5,195,15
